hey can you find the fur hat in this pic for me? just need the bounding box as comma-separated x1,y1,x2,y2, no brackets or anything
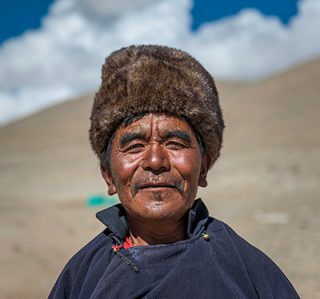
89,45,224,168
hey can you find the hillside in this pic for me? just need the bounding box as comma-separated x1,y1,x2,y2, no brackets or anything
0,59,319,298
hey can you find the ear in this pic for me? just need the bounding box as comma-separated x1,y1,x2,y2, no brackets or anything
100,165,117,195
198,153,211,187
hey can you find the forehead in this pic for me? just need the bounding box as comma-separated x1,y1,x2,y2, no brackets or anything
115,113,196,136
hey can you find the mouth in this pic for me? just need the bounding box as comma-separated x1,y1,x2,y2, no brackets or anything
133,178,184,195
139,183,177,190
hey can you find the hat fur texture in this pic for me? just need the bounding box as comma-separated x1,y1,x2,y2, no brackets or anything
89,45,224,168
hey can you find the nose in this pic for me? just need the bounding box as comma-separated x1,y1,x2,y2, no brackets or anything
141,143,170,174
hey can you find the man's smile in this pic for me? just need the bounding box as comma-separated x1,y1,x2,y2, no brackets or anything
139,183,178,191
134,182,183,196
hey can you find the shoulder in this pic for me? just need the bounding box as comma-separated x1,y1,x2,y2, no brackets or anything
206,218,266,257
49,230,114,298
63,230,112,270
206,217,276,262
206,218,299,298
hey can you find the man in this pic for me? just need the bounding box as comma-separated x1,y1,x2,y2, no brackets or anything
49,45,299,298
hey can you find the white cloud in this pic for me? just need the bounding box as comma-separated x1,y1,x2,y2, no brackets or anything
0,0,319,125
187,0,320,80
76,0,158,19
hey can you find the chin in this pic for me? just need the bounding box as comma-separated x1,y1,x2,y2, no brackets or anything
124,189,194,221
140,197,189,221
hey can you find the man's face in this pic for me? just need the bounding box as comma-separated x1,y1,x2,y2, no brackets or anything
101,113,210,222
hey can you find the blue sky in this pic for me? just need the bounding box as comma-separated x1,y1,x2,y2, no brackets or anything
1,0,299,44
192,0,299,29
0,0,319,125
0,0,54,44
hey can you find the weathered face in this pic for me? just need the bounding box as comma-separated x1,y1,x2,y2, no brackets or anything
101,113,210,222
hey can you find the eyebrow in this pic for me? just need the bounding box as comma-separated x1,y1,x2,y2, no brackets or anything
119,130,192,147
164,130,192,144
120,132,146,147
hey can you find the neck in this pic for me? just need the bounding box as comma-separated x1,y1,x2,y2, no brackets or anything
126,215,187,246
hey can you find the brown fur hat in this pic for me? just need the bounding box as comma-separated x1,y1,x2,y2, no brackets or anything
89,45,224,168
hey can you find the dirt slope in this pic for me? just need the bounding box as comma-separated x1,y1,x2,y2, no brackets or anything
0,59,319,298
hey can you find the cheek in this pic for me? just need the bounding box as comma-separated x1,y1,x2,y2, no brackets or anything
110,154,142,186
171,152,202,182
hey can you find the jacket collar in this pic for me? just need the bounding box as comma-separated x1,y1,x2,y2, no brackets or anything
96,198,209,240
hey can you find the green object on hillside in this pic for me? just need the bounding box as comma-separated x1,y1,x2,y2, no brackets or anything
86,194,118,207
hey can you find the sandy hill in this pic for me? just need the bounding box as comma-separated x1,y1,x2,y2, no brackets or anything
0,59,319,298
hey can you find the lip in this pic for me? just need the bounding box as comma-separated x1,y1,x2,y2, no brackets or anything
133,179,184,195
139,183,177,190
138,182,179,192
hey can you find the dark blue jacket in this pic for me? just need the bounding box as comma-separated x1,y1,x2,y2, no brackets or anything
49,199,299,298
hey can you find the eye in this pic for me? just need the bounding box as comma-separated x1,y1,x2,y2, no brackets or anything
165,140,187,150
125,143,145,153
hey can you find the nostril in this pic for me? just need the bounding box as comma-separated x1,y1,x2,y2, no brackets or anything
144,166,168,175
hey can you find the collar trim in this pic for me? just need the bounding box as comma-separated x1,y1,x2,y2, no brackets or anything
96,198,209,240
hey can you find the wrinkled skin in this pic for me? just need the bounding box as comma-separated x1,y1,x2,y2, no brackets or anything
101,113,210,243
